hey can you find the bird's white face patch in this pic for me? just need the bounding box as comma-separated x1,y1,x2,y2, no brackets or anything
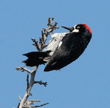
72,25,79,33
72,29,79,33
58,41,62,49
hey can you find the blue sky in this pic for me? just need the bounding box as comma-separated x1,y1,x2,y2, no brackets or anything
0,0,110,108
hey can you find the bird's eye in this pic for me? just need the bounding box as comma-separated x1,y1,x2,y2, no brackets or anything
77,26,80,29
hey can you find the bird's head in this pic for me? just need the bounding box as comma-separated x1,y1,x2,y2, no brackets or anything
61,24,92,36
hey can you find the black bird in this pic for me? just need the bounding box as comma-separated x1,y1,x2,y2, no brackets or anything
23,24,92,71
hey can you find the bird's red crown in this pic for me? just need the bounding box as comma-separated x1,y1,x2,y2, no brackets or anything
82,24,92,34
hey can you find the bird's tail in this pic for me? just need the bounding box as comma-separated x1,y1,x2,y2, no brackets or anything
22,50,51,66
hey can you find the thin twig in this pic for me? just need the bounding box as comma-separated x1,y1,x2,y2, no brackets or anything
19,96,22,101
32,103,49,108
34,80,47,87
26,74,29,90
16,66,33,74
31,38,40,51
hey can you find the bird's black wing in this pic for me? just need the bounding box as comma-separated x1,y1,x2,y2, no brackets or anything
44,33,79,71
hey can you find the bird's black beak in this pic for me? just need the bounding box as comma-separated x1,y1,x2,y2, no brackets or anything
61,26,74,32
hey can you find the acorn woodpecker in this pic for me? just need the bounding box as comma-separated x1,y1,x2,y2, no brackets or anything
23,24,92,71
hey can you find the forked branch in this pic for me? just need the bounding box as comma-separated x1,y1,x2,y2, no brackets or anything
16,17,59,108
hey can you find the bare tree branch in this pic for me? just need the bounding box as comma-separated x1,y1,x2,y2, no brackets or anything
26,74,29,90
18,66,38,108
23,99,41,108
34,80,47,87
32,102,49,108
16,66,33,74
31,38,40,51
16,17,59,108
19,96,22,101
32,17,59,51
